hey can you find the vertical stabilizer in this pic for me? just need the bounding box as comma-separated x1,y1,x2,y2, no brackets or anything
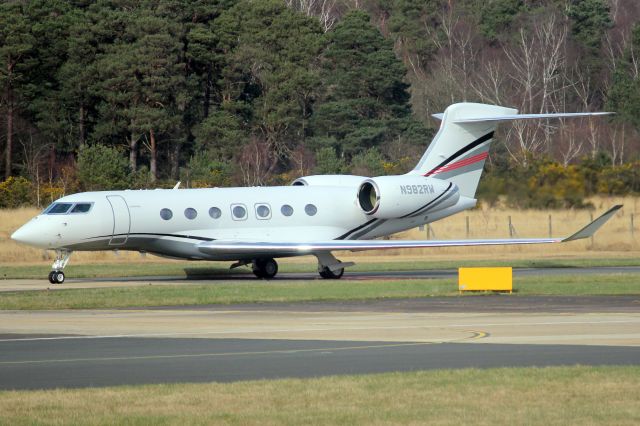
409,103,517,198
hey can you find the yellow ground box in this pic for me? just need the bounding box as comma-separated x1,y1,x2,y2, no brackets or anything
458,267,513,293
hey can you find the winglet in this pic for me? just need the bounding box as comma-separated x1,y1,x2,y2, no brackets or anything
562,205,622,242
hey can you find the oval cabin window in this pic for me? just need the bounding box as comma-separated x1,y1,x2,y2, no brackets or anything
304,204,317,216
209,207,222,219
160,208,173,220
184,208,197,220
232,205,247,220
256,204,271,219
281,204,294,217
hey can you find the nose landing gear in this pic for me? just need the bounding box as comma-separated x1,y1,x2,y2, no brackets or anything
48,270,65,284
48,249,72,284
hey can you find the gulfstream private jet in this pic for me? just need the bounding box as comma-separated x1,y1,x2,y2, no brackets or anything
12,103,620,283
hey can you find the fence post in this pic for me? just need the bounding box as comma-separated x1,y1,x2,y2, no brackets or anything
590,212,594,246
427,224,435,239
508,216,516,237
548,214,552,238
466,216,470,238
631,213,635,238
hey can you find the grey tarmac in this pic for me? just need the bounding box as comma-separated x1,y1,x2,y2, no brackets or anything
0,337,639,390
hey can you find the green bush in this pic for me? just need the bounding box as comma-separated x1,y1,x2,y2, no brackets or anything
76,145,131,191
349,147,387,176
596,162,640,195
527,163,589,208
181,151,234,188
314,147,347,175
0,177,34,208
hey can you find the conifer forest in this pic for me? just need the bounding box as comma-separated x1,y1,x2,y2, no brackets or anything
1,0,640,208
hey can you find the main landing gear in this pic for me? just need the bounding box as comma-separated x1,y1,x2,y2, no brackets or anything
315,252,354,280
252,258,278,279
48,249,72,284
319,265,344,279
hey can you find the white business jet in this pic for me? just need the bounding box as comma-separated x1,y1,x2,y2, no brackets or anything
11,103,619,283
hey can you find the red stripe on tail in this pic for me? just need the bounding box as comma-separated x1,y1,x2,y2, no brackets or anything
424,152,489,176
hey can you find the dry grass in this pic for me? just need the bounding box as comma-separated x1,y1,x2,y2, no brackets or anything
0,366,638,425
372,195,640,258
1,196,638,266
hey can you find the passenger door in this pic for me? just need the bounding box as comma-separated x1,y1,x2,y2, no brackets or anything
106,195,130,245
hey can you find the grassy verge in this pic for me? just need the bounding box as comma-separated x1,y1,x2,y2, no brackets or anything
1,273,639,310
0,366,638,425
1,257,640,280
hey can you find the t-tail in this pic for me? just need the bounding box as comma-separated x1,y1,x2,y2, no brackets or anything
407,102,612,198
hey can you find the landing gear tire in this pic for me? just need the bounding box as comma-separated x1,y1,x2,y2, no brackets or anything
49,270,65,284
252,258,278,279
48,250,72,284
319,267,344,279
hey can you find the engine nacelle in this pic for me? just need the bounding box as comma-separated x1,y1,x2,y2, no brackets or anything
357,176,459,219
292,175,367,187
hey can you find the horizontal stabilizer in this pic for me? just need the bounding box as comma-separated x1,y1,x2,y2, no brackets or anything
431,111,613,123
197,205,620,255
431,112,615,124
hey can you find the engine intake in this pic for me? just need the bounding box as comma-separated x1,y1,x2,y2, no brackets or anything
358,181,380,214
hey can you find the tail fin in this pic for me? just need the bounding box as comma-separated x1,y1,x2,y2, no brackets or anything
409,103,516,198
408,102,612,198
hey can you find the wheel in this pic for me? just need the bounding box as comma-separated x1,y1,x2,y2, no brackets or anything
262,258,278,279
53,271,65,284
252,264,264,279
252,258,278,279
319,267,344,279
48,271,56,284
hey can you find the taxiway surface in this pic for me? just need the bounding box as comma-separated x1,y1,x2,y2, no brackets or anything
1,295,639,390
1,265,639,292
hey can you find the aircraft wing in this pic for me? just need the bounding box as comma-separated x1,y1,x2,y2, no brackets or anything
197,205,621,255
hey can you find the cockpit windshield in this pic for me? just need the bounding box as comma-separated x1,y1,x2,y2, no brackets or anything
43,202,93,215
70,203,92,213
44,203,73,214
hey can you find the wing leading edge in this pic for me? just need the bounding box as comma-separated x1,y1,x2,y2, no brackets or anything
197,205,621,255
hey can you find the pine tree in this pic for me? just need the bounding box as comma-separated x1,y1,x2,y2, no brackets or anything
0,3,36,178
311,10,427,158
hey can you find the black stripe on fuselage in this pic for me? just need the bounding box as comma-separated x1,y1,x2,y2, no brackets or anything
335,219,379,240
349,219,387,240
426,131,494,175
399,182,453,219
86,233,215,242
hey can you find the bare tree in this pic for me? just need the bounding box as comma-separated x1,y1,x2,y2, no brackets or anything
556,120,584,166
237,137,273,186
284,0,340,32
428,6,479,101
608,122,629,165
19,131,52,207
498,13,569,165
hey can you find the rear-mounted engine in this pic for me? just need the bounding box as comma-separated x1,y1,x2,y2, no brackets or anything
357,176,459,219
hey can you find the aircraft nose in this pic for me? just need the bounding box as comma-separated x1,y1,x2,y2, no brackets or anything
11,221,46,248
